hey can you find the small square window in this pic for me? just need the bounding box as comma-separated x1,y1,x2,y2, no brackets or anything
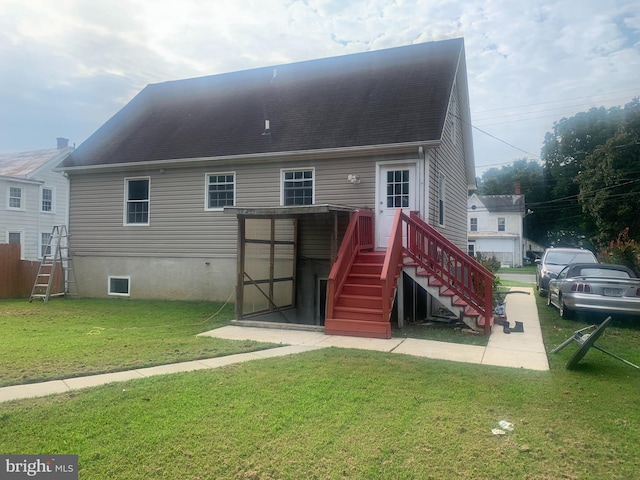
8,232,21,244
108,276,131,296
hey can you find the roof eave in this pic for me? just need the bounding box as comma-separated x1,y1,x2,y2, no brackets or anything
57,140,442,173
0,175,43,185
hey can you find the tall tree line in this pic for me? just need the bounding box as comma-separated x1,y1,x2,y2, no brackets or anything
476,98,640,248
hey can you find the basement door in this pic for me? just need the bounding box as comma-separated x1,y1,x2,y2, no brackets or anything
376,163,417,249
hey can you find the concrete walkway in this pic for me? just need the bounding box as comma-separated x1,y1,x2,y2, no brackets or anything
0,287,548,404
202,287,549,371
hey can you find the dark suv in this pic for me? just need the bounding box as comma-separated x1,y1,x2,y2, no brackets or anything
535,247,597,296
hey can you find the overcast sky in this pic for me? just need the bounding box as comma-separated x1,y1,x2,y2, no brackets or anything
1,0,638,173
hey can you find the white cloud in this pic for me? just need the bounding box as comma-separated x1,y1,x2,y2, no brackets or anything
0,0,638,172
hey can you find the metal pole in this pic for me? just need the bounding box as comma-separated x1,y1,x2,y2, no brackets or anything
592,345,640,371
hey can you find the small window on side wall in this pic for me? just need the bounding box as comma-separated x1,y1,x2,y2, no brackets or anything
8,186,23,210
41,187,54,212
438,175,446,226
125,177,150,225
108,276,131,296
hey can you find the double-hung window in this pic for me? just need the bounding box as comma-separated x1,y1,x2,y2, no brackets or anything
125,177,150,225
41,232,52,258
206,173,235,210
470,217,478,232
282,168,314,206
8,186,23,210
41,187,54,213
498,217,506,232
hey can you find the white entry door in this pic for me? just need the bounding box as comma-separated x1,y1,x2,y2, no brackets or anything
376,163,417,248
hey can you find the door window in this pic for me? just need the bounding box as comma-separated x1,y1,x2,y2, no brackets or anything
386,170,410,208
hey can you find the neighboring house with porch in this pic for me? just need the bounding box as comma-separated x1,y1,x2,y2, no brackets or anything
467,192,527,267
0,140,72,260
58,38,494,338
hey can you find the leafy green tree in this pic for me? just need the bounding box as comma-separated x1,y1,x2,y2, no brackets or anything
541,104,627,242
578,100,640,243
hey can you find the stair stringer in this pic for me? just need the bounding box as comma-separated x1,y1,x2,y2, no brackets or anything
402,264,483,331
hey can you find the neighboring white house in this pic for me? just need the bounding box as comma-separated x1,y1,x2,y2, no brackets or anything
467,192,526,267
0,139,72,260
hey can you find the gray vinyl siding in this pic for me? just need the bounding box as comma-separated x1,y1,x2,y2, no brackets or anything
426,82,469,251
68,155,377,258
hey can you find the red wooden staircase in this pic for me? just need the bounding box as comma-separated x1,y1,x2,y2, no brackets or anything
325,209,494,339
326,251,391,338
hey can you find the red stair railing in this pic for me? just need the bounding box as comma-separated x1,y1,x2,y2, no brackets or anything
326,210,374,321
381,209,404,323
402,211,494,334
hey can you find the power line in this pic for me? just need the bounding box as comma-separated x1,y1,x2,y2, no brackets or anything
473,88,640,115
452,113,541,161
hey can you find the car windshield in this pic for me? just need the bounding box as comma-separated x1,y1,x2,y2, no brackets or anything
576,268,631,279
545,251,595,265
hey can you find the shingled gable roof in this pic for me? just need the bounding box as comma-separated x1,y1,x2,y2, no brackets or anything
61,38,471,170
470,194,526,214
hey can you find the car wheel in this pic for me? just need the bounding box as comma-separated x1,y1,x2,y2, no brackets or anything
559,296,573,319
538,283,547,297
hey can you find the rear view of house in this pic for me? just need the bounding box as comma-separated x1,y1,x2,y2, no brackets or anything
59,38,493,338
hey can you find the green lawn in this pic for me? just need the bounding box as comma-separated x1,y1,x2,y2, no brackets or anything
1,295,640,478
0,298,273,387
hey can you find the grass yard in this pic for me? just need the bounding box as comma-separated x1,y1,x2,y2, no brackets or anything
1,293,640,478
0,298,273,387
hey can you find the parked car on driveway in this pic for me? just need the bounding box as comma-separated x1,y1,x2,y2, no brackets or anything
536,247,598,296
547,263,640,319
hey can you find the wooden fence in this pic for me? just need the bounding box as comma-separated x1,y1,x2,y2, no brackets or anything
0,244,63,299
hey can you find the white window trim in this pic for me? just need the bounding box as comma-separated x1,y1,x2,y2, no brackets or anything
280,167,315,206
108,276,131,297
40,186,56,214
204,171,236,211
123,176,150,226
7,185,24,211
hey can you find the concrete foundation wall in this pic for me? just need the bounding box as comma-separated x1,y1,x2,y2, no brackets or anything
73,255,236,301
